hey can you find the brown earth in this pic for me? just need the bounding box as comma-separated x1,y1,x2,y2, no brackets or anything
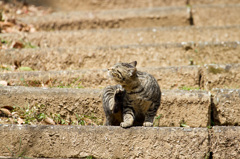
192,4,240,26
0,66,200,90
2,64,240,91
0,86,211,127
2,26,240,48
190,0,240,5
0,42,240,71
0,125,209,158
24,0,188,11
19,7,190,31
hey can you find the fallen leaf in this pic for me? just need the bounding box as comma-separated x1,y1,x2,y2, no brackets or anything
17,118,24,124
45,117,55,125
0,108,12,116
11,41,24,49
19,66,33,71
0,81,8,86
0,105,14,111
180,123,190,127
12,112,19,119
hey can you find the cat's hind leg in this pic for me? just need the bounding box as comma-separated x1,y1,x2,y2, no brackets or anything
143,103,159,127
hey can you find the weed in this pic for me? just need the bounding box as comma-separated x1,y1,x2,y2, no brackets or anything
153,114,162,127
204,152,212,159
13,104,47,124
8,103,102,126
20,78,29,87
23,42,38,48
1,39,8,44
55,77,84,89
189,59,194,65
207,125,212,129
75,113,101,126
179,86,200,91
180,120,189,127
5,137,27,158
0,64,12,71
75,113,85,125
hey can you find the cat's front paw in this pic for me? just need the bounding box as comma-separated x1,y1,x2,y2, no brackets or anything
120,122,132,128
143,122,153,127
115,87,125,96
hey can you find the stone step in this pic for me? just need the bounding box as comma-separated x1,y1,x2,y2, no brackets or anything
212,89,240,126
24,0,187,11
1,64,240,90
2,86,239,126
0,125,239,158
0,41,240,71
211,126,240,159
18,4,240,30
21,0,240,11
192,4,240,26
190,0,240,5
0,125,210,158
1,26,240,48
0,86,211,127
19,7,190,31
0,66,200,90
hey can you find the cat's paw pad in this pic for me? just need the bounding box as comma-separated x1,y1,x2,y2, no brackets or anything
143,122,153,127
120,122,132,128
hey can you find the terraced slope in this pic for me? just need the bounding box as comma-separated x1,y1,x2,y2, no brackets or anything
1,0,240,158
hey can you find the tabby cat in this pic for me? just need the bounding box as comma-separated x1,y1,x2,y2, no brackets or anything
102,61,161,128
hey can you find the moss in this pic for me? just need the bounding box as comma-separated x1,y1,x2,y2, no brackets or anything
208,66,225,74
179,86,200,91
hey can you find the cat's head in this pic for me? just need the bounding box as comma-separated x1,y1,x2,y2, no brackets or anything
108,61,137,85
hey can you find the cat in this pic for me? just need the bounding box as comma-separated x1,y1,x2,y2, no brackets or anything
102,61,161,128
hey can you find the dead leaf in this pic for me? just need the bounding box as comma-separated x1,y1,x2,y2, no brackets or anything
17,118,24,124
19,66,33,71
84,118,97,126
0,81,8,86
0,108,12,116
11,41,24,49
45,117,55,125
0,105,14,111
12,112,19,119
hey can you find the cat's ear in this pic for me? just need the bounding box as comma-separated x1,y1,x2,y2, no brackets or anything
129,61,137,67
128,68,137,77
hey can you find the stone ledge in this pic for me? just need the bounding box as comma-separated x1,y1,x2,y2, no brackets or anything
0,65,200,90
212,89,240,126
20,7,189,30
0,124,209,158
211,126,240,159
192,4,240,26
0,86,211,127
24,0,187,11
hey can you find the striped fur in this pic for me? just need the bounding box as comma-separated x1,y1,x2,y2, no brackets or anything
102,61,161,128
102,85,126,126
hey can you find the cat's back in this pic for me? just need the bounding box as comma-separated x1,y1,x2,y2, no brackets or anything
130,70,161,104
137,71,160,93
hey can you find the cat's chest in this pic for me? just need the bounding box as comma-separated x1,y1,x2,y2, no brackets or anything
128,94,151,113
